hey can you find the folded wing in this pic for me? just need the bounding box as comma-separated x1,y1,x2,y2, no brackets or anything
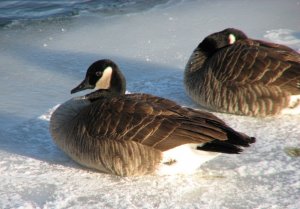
78,94,254,152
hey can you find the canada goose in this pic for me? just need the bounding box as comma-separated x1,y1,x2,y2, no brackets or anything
184,28,300,117
50,59,255,176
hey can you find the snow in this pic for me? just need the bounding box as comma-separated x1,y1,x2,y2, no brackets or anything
0,0,300,208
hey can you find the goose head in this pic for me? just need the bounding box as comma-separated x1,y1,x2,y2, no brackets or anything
71,59,126,95
197,28,248,55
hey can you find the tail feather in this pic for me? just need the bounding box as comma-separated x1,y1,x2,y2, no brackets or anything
197,141,243,154
225,127,256,146
197,120,256,154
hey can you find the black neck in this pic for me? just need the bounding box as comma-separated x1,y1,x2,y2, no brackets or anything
197,40,217,57
110,63,126,95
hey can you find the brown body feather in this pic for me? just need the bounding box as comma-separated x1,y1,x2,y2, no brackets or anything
185,28,300,116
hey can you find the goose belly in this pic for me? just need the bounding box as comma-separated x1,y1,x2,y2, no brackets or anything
156,144,220,176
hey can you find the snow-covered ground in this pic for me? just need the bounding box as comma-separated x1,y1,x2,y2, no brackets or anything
0,0,299,208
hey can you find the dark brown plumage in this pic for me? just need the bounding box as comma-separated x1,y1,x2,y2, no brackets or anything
184,28,300,117
50,59,255,176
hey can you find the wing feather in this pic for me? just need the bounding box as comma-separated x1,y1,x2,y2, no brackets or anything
77,94,239,151
210,40,300,94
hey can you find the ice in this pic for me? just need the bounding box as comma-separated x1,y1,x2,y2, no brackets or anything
0,0,300,208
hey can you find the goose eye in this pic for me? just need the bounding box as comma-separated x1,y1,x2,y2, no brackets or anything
96,71,102,77
228,34,236,44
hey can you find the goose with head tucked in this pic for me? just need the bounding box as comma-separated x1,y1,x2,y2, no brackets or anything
50,59,255,176
184,28,300,117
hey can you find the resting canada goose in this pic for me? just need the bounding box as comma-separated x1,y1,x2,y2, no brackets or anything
184,28,300,117
50,59,255,176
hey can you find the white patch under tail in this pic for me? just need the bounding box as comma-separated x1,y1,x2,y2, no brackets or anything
282,95,300,115
156,144,220,176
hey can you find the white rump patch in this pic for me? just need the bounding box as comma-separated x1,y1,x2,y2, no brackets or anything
282,95,300,115
156,144,220,175
228,34,236,44
95,66,113,90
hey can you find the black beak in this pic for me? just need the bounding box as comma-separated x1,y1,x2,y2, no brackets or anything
70,79,94,94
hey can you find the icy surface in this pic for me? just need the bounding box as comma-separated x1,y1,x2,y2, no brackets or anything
0,0,300,208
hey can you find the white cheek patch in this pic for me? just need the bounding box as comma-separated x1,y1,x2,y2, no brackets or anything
95,66,113,90
229,34,236,44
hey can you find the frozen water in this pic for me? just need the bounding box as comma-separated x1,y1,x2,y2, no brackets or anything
0,0,300,208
